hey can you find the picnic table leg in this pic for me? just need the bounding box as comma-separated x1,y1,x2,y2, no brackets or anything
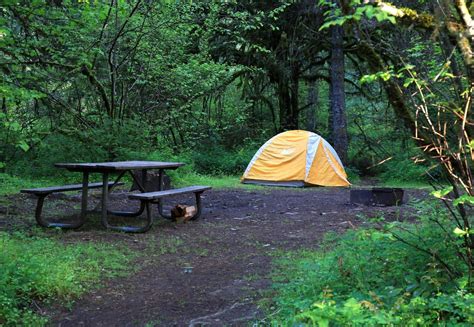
142,201,153,232
102,169,152,232
157,169,172,219
80,172,89,220
34,194,48,228
189,192,204,221
34,187,87,229
107,169,145,217
31,171,90,229
101,172,110,229
106,200,153,233
142,169,147,190
34,194,76,228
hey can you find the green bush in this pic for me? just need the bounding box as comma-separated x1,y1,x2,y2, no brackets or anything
0,232,131,326
268,201,473,325
9,117,155,178
191,145,254,175
378,155,432,184
10,133,109,177
344,166,361,184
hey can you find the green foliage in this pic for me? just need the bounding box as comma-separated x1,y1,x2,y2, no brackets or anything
0,112,35,170
346,94,433,184
360,68,395,84
267,202,473,325
292,292,474,326
191,144,255,175
453,194,474,206
377,155,432,184
319,0,396,31
8,116,156,177
431,186,453,199
0,232,132,326
344,167,361,184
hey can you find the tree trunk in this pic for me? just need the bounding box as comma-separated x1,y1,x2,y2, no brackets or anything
306,78,318,132
330,25,348,164
277,74,299,131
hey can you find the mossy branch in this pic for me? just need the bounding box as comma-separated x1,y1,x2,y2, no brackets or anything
368,1,474,81
356,41,431,149
363,0,435,29
80,64,112,116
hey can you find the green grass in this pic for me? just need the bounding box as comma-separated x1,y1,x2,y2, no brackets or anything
172,171,271,189
2,170,435,197
0,172,264,195
380,180,433,189
0,173,107,196
146,235,185,255
173,172,246,188
0,232,133,326
380,178,450,190
0,173,54,196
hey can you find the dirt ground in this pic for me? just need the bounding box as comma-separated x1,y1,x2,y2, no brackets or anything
0,187,428,326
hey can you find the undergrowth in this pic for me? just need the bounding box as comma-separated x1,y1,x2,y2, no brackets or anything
265,201,474,325
0,173,107,196
0,232,132,326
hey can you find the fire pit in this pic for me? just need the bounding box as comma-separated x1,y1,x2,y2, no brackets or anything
350,187,404,206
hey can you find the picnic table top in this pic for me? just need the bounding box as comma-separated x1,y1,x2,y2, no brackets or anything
55,161,185,172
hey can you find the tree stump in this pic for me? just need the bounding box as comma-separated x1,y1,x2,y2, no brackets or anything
130,171,171,192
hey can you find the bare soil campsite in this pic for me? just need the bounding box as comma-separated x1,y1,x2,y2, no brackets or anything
1,186,426,326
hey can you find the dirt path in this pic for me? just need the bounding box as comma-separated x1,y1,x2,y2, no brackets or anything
0,188,427,326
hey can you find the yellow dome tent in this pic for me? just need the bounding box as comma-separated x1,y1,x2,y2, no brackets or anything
241,130,350,187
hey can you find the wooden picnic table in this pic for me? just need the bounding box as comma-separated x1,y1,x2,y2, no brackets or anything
54,161,185,232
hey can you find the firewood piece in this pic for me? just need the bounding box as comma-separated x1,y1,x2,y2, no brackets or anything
171,205,197,223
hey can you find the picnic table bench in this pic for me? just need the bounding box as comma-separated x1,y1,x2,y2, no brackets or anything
21,181,123,229
21,161,211,233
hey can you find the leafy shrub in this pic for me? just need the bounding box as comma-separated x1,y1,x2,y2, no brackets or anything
377,155,432,184
10,133,109,177
268,201,473,325
0,232,131,326
191,145,255,175
9,117,155,178
344,166,361,184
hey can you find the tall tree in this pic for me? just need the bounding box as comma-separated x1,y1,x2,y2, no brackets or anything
329,24,348,163
205,0,328,131
306,78,318,132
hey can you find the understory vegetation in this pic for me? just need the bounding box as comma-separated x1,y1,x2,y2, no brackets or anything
267,201,474,325
0,232,132,325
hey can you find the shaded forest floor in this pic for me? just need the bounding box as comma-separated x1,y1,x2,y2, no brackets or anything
0,187,428,326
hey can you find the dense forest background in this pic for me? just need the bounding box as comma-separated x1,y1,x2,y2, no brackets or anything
1,0,436,183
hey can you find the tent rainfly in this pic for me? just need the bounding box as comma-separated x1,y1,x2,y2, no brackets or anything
241,130,350,187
